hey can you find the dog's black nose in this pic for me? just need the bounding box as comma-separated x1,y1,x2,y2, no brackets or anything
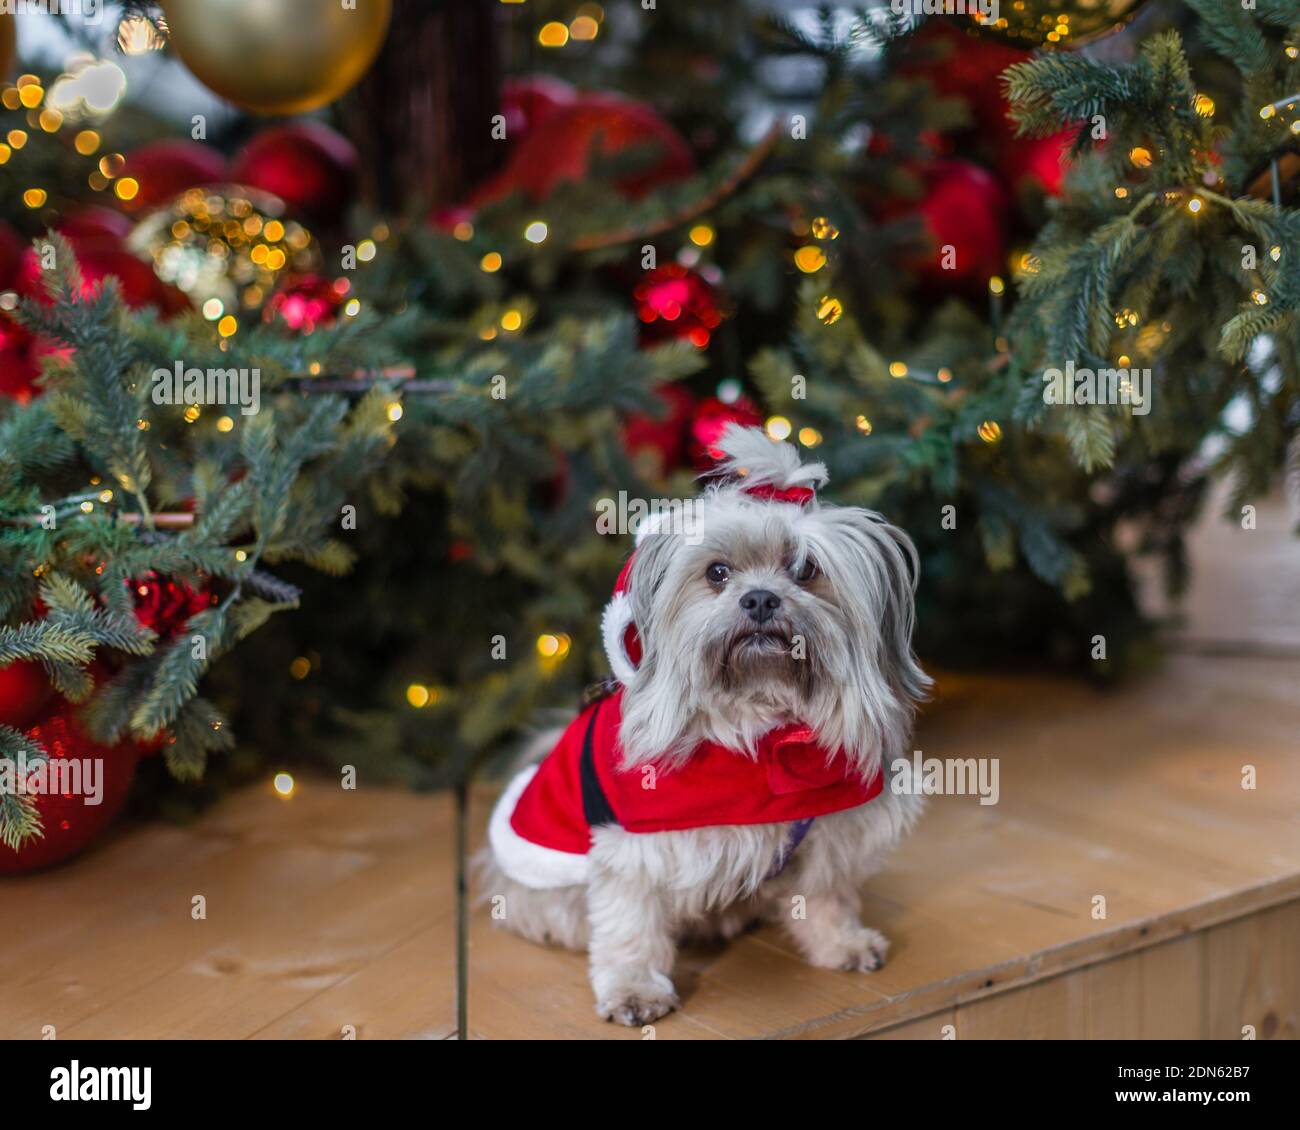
739,589,781,624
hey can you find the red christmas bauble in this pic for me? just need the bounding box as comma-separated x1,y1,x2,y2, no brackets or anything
905,22,1029,135
0,660,53,730
997,129,1074,198
502,75,576,143
690,393,764,468
623,383,696,476
474,93,694,204
0,314,41,402
17,228,188,315
904,160,1008,286
634,264,724,348
263,273,349,333
229,122,358,225
129,572,213,636
57,205,134,243
0,708,142,874
0,219,23,289
120,139,226,210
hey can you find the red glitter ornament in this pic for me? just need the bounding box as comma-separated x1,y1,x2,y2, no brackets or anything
634,265,724,348
622,383,696,476
0,707,142,874
263,274,349,333
689,393,764,468
229,122,359,226
129,572,213,636
0,315,41,402
0,660,54,731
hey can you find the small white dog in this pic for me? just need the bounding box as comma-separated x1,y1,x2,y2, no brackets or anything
481,424,930,1025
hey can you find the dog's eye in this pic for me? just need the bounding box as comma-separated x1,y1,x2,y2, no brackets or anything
793,557,819,583
705,562,731,585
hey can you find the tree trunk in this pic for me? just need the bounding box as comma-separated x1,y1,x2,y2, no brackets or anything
345,0,503,213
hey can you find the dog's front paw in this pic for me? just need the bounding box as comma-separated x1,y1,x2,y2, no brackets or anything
806,925,890,973
595,977,679,1026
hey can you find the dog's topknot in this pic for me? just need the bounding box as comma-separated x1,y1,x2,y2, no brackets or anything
711,423,829,492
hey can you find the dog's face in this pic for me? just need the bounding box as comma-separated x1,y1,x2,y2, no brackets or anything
619,488,930,775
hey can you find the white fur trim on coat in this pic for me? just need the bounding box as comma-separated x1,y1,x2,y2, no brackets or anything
488,764,590,889
600,591,638,685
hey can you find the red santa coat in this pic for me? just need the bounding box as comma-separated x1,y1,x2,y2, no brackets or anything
489,689,882,889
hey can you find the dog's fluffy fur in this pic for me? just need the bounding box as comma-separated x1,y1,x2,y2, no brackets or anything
478,425,930,1025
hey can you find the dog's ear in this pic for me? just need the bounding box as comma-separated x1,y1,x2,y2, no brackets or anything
806,506,931,761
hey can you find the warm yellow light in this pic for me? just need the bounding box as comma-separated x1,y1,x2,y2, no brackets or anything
386,401,404,422
234,548,248,562
216,416,234,433
0,145,10,165
539,21,569,47
79,501,94,513
480,252,503,272
7,130,28,149
855,414,873,435
1251,289,1268,306
1269,246,1281,262
264,220,285,242
937,367,953,383
273,772,296,798
22,188,47,208
453,221,474,241
977,420,1003,444
536,634,562,658
344,298,361,317
889,361,908,378
500,309,523,332
202,298,224,320
113,177,139,201
98,490,113,503
570,15,599,40
1114,186,1129,199
689,224,714,247
988,275,1005,295
97,153,124,177
1129,146,1153,168
74,129,99,155
794,245,826,273
524,220,548,244
809,216,839,240
217,315,238,338
765,415,793,441
816,295,843,325
18,84,42,109
406,683,431,708
357,239,377,261
798,427,822,447
265,248,286,271
1260,105,1276,120
38,108,62,132
1186,196,1203,214
184,405,202,423
1193,94,1215,118
289,657,311,680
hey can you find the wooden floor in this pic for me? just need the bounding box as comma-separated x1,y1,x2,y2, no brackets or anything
466,652,1300,1038
2,488,1296,1039
0,783,455,1039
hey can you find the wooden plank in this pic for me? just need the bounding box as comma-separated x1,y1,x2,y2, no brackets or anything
0,780,454,1040
1203,900,1300,1041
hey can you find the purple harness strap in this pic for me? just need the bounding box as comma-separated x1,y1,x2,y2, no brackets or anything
765,817,815,881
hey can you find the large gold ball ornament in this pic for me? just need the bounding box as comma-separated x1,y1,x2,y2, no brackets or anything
159,0,391,115
970,0,1146,49
127,185,319,311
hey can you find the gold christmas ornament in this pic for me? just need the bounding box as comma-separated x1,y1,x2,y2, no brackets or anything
970,0,1146,49
159,0,391,115
127,185,319,311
